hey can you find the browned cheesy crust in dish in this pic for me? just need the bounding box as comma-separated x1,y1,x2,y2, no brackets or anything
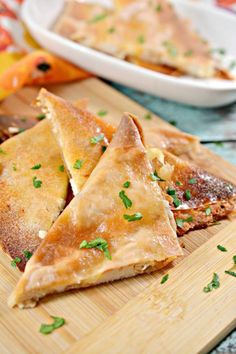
0,120,68,270
54,0,231,79
9,114,183,308
148,148,236,235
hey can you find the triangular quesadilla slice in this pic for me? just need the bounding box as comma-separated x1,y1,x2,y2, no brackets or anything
37,89,115,195
54,0,225,78
148,148,236,235
0,120,68,270
9,114,182,308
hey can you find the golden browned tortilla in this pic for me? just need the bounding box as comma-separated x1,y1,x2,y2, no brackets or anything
148,148,236,235
8,114,182,308
0,120,68,270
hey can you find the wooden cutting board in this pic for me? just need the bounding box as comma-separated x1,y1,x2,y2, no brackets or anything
0,78,236,354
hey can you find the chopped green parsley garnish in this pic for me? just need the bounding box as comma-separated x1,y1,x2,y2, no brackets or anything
160,274,169,284
233,255,236,265
119,190,132,209
89,13,107,23
205,207,211,216
184,49,193,57
31,163,41,170
90,133,104,145
225,270,236,277
144,112,152,120
73,159,83,169
150,170,165,182
23,250,33,260
13,163,17,171
167,188,181,207
0,147,6,154
80,237,111,260
214,141,224,147
169,120,177,126
18,128,25,133
156,4,162,12
229,60,236,71
36,113,46,121
212,48,226,55
175,181,182,186
97,110,108,117
11,257,22,268
39,316,65,335
58,165,65,172
33,176,42,189
163,41,178,57
123,212,143,222
101,146,107,153
123,181,130,188
137,35,145,44
217,244,227,252
203,273,220,293
188,178,196,185
176,216,193,228
185,189,191,201
167,188,176,196
108,27,115,34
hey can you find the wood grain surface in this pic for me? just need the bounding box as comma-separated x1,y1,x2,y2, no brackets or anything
0,78,236,354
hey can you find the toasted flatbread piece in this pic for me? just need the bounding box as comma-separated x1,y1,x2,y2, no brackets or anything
9,114,182,308
37,89,115,195
0,120,68,270
148,148,236,235
54,0,217,78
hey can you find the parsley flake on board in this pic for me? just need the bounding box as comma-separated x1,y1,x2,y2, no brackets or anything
90,133,104,145
203,273,220,293
39,316,65,335
123,212,143,222
73,160,83,169
80,238,111,260
58,165,65,172
185,189,191,201
123,181,130,188
144,112,152,120
150,170,165,182
11,257,22,268
176,216,193,228
205,207,212,216
217,245,227,252
23,250,33,260
225,270,236,278
31,164,41,170
188,178,196,185
97,110,108,117
33,176,42,189
36,113,46,121
119,190,132,209
160,274,169,284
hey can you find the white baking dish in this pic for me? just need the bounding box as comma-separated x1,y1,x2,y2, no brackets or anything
22,0,236,107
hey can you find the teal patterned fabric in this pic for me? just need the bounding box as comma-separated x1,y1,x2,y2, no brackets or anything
112,82,236,354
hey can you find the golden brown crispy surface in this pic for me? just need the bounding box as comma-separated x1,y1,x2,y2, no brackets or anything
37,89,115,194
54,0,217,78
150,149,236,235
9,114,182,308
0,120,68,270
